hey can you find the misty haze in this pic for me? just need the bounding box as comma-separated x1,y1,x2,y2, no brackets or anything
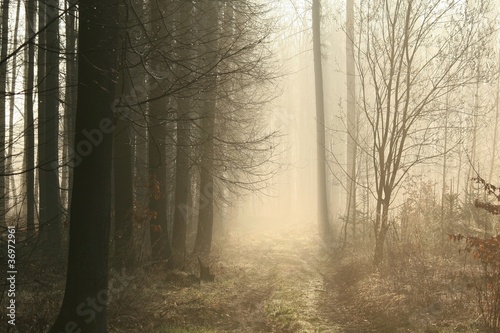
1,0,500,332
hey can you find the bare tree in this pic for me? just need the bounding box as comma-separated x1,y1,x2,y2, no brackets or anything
354,0,495,264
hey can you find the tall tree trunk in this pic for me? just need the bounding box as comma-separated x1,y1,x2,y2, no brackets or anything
113,115,133,267
312,0,330,242
193,98,216,254
171,3,192,260
48,0,119,331
345,0,357,242
147,0,172,262
172,96,190,257
62,0,78,212
37,0,47,236
24,0,36,238
194,0,218,255
466,58,481,203
113,0,144,268
0,0,10,226
489,53,500,184
6,0,21,212
441,84,450,236
148,99,172,261
113,74,134,268
38,0,62,256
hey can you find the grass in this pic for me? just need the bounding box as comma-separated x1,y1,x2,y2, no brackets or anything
152,327,218,333
0,224,490,333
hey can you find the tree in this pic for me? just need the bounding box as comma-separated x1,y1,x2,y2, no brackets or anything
49,0,120,331
193,0,218,254
354,0,494,264
345,0,358,241
312,0,330,242
113,71,134,268
37,0,47,236
0,0,9,227
171,2,193,260
6,0,21,214
61,0,78,211
24,0,36,238
38,0,62,256
147,0,173,262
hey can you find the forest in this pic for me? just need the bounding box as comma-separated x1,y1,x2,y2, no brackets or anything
2,0,500,332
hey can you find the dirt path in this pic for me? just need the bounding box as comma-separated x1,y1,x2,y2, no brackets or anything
205,221,413,333
123,223,412,332
214,223,343,332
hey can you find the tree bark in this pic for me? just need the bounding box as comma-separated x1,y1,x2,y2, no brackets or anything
38,0,62,257
6,0,21,212
148,102,172,261
0,0,10,226
194,0,218,255
312,0,330,242
113,112,134,268
373,198,390,265
345,0,357,242
147,0,172,262
172,96,190,256
24,0,36,238
193,100,216,254
171,3,193,260
48,0,120,331
62,0,78,212
37,0,47,234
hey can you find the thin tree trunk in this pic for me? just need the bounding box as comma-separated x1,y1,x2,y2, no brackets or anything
147,0,172,262
6,0,21,212
37,0,47,234
48,0,119,330
312,0,330,242
62,0,78,212
346,0,357,242
25,0,36,238
489,53,500,184
441,85,450,236
0,0,10,226
466,59,480,202
172,96,190,256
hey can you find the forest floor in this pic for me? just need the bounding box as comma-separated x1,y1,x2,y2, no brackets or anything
1,222,484,332
110,222,482,333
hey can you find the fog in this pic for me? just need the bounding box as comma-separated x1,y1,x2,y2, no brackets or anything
3,0,500,332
